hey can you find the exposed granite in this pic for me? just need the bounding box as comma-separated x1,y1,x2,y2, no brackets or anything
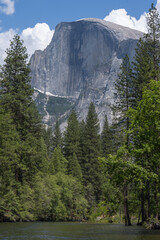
30,18,143,130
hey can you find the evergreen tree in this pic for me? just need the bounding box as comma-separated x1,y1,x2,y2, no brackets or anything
101,115,113,157
128,80,160,223
146,3,160,79
42,126,54,157
132,38,155,104
0,110,20,221
0,35,42,138
112,55,134,225
63,109,81,170
68,152,82,181
83,102,102,204
129,5,160,222
0,35,48,221
78,120,86,168
114,54,133,124
53,120,62,149
132,4,160,104
50,146,68,174
112,55,133,154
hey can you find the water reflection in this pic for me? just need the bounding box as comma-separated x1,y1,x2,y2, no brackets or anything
0,223,160,240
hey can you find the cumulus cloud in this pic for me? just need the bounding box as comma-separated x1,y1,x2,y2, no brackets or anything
1,0,160,65
21,23,54,57
104,9,147,33
0,0,15,15
103,0,160,33
156,0,160,12
0,23,54,65
0,28,16,64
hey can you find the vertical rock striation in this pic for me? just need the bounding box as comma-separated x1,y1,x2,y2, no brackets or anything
30,18,143,129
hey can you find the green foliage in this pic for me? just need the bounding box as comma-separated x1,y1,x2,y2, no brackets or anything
132,38,155,103
34,91,47,116
132,4,160,104
89,201,108,221
53,120,62,149
112,55,133,158
63,110,83,179
54,172,88,221
0,35,88,222
0,35,48,221
114,54,133,119
46,96,73,116
42,126,54,157
0,35,39,137
100,148,158,188
63,109,80,158
129,80,160,175
82,103,102,204
2,5,160,224
68,153,82,181
101,115,114,157
35,91,73,117
50,147,68,174
146,3,160,78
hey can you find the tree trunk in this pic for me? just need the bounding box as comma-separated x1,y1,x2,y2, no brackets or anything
154,184,159,220
141,189,146,224
137,209,141,225
146,181,150,219
124,185,132,226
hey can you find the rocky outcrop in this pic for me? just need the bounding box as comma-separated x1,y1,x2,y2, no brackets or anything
30,18,143,129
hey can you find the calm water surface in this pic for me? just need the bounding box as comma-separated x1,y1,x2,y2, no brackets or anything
0,222,160,240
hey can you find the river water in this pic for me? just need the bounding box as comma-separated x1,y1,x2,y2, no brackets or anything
0,222,160,240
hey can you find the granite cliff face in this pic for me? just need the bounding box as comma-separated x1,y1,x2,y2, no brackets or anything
30,18,143,129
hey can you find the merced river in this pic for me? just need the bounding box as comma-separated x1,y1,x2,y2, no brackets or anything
0,222,160,240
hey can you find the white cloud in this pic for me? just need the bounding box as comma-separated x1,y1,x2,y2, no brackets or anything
104,9,147,33
0,0,15,15
156,0,160,12
1,1,160,65
21,23,54,57
0,23,54,65
0,28,16,64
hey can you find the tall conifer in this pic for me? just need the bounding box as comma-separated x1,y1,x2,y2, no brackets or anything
83,102,102,204
101,115,113,157
0,35,47,182
63,109,80,163
53,120,62,149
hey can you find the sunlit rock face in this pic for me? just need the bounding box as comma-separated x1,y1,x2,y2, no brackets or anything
30,18,143,129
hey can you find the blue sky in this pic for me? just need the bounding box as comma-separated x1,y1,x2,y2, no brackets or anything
0,0,158,63
0,0,157,32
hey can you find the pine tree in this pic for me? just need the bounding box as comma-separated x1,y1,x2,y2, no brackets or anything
132,4,160,104
0,35,48,220
130,4,160,223
53,120,62,149
0,35,42,138
83,102,102,204
112,55,133,153
146,3,160,79
132,38,155,104
114,54,133,123
50,146,68,174
78,120,86,168
63,109,80,163
0,110,20,221
101,115,113,157
42,126,54,157
113,55,133,226
128,80,160,223
68,152,82,181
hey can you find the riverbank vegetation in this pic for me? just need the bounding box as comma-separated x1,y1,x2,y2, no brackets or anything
0,3,160,227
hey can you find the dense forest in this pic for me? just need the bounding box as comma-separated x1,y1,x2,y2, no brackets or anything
0,4,160,227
